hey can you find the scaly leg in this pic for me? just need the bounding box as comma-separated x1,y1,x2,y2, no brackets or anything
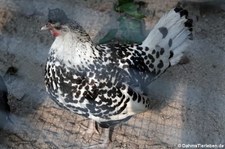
80,120,99,143
87,127,114,149
86,120,99,134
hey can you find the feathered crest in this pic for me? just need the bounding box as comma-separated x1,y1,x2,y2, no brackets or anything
48,8,69,24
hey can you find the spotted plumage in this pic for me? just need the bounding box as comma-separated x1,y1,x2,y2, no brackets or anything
42,7,193,128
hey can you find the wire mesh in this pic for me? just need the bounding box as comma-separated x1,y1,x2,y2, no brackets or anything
0,93,185,149
1,0,225,149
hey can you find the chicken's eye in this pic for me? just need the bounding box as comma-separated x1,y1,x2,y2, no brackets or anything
55,26,61,30
54,22,61,30
48,19,53,23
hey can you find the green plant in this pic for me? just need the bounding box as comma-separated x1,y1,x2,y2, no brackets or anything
99,0,146,44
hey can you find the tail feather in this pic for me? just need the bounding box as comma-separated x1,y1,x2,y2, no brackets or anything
142,7,193,67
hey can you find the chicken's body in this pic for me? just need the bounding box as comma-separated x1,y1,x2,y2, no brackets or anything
43,7,192,130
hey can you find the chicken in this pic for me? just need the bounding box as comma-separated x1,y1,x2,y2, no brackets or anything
41,6,192,147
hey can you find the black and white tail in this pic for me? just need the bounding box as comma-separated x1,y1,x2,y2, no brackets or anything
142,7,193,66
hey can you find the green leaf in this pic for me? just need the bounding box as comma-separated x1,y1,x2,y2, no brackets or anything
98,29,118,44
115,2,145,19
117,2,137,12
118,0,133,6
118,16,145,44
127,10,145,19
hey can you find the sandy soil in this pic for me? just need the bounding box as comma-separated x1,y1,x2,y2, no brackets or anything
0,0,225,148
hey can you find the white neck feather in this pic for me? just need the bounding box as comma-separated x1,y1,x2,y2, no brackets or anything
49,32,98,67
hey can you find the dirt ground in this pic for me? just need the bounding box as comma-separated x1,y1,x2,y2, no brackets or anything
0,0,225,149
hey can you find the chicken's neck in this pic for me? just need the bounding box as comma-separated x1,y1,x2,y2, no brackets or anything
49,32,100,69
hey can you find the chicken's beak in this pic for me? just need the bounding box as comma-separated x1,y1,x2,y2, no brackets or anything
41,25,49,31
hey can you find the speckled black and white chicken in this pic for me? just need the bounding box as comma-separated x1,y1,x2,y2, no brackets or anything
42,6,192,146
